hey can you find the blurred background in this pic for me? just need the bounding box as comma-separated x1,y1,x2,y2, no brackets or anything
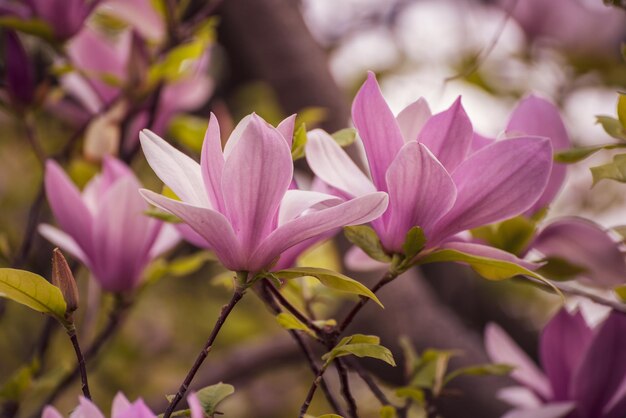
0,0,625,417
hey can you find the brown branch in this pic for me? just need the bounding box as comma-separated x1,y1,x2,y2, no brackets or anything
344,357,391,406
66,327,91,399
335,359,357,418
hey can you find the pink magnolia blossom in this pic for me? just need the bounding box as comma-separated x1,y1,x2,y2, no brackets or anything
485,308,626,418
24,0,97,40
306,72,552,265
42,392,204,418
39,157,179,292
139,112,389,273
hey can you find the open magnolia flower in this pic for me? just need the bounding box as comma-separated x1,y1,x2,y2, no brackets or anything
42,392,203,418
39,157,179,293
485,308,626,418
306,72,552,268
139,112,389,273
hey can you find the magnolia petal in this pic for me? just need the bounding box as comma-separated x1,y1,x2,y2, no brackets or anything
101,156,136,191
70,396,105,418
277,114,296,148
223,114,252,159
221,114,293,254
539,308,593,401
352,72,405,191
604,377,626,418
201,113,225,212
188,392,205,418
44,160,94,256
111,392,132,416
418,97,473,172
123,399,157,418
42,406,63,418
506,95,570,214
432,137,552,244
572,311,626,418
176,223,211,249
532,217,626,288
305,129,376,197
148,223,181,259
484,323,553,399
101,0,165,40
501,403,576,418
396,97,431,142
140,190,244,271
249,192,389,272
470,132,494,154
345,245,388,272
93,178,157,292
497,386,543,408
382,142,456,252
278,189,343,226
140,130,209,207
38,225,90,267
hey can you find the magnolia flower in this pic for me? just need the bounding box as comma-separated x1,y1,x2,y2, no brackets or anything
42,392,204,418
139,112,389,273
306,72,552,266
39,157,179,292
485,308,626,418
25,0,97,41
3,31,35,109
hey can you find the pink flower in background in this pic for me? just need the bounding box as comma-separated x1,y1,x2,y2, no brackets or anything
306,72,552,265
3,31,35,109
23,0,97,40
42,392,204,418
485,308,626,418
139,112,388,273
39,157,179,293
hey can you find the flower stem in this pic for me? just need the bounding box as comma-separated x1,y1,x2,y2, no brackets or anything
163,286,245,418
66,326,91,399
299,362,329,417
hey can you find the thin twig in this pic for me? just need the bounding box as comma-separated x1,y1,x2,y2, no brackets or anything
263,280,323,335
299,362,329,418
344,357,391,406
163,287,245,418
67,327,91,399
335,359,357,418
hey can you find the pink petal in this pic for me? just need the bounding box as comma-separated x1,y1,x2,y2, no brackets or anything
418,97,473,172
382,142,456,252
221,114,293,255
497,386,543,408
101,0,165,41
42,406,63,418
277,114,297,148
572,311,626,418
506,95,570,214
345,246,388,272
305,129,376,197
395,97,431,142
176,223,210,249
440,240,540,271
140,190,244,271
111,392,132,417
351,72,405,191
539,308,593,400
70,396,105,418
201,113,225,212
470,132,494,154
432,137,552,244
38,224,90,267
532,217,626,288
44,160,94,257
187,392,205,418
249,192,389,272
278,190,343,226
101,156,135,190
140,130,209,207
148,223,181,259
484,323,553,399
501,403,576,418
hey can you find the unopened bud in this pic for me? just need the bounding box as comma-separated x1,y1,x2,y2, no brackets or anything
52,248,80,315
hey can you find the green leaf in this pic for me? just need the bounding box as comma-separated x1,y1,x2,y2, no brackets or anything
274,267,383,307
167,252,214,277
591,153,626,185
614,285,626,303
443,363,514,386
0,17,54,41
401,226,426,262
554,143,626,163
144,208,182,223
0,364,34,401
618,94,626,128
379,405,397,418
0,268,68,326
409,349,458,394
596,116,626,140
416,249,540,281
276,312,316,338
394,387,424,404
323,334,396,366
168,114,207,153
292,123,308,160
195,382,235,415
537,257,587,281
344,225,391,263
471,216,537,256
612,225,626,241
331,128,357,147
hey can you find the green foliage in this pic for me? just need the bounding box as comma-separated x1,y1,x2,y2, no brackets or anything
379,405,397,418
554,143,626,163
0,268,68,327
0,363,35,401
344,225,391,263
537,257,587,281
144,252,215,283
442,363,513,386
292,123,308,160
614,285,626,302
144,208,183,223
195,382,235,416
273,267,383,307
168,114,207,153
331,128,357,147
0,17,54,42
322,334,396,367
471,216,537,256
591,153,626,185
275,312,316,338
596,115,626,141
401,226,426,264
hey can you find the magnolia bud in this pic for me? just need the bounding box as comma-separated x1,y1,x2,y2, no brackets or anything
51,248,80,315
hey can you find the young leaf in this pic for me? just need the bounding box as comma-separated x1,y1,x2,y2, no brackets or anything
401,226,426,262
591,153,626,185
195,382,235,415
335,334,381,347
168,114,207,153
395,387,425,404
379,405,397,418
0,364,34,401
344,225,391,263
276,312,316,338
144,208,183,223
323,334,395,366
0,268,68,326
274,267,383,307
554,143,626,163
618,94,626,128
331,128,357,147
596,116,626,140
292,123,308,160
537,257,587,281
614,285,626,303
443,363,514,386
